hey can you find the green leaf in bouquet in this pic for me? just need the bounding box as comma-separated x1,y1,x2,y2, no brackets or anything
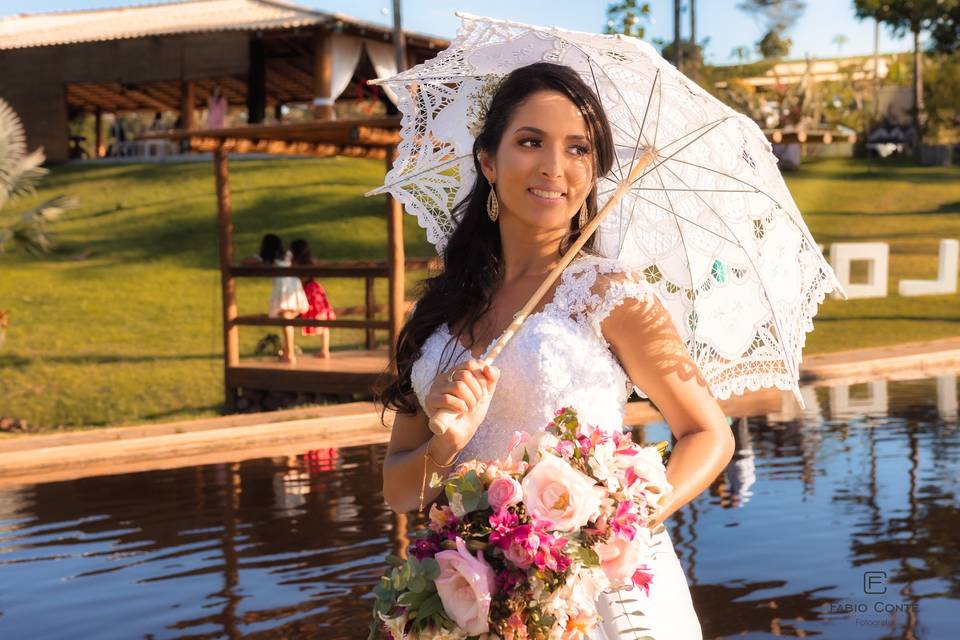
408,575,427,593
414,593,443,622
372,581,393,601
463,469,483,492
385,554,405,568
421,557,441,580
373,598,393,616
567,540,600,566
461,491,480,513
398,589,427,607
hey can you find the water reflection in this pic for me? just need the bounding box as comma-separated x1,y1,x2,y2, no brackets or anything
0,374,957,639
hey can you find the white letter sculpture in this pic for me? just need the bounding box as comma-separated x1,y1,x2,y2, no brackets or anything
830,242,889,299
898,239,959,297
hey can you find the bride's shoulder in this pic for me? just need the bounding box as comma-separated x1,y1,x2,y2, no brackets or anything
569,253,653,299
556,253,657,341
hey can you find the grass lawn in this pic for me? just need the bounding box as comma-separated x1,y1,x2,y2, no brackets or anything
1,155,958,430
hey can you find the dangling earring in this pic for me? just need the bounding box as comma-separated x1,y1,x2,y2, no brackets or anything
487,182,499,222
578,201,589,228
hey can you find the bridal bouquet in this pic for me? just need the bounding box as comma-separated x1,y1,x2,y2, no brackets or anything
369,407,673,640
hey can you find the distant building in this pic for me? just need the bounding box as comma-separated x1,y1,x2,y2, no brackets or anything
0,0,449,162
715,52,915,127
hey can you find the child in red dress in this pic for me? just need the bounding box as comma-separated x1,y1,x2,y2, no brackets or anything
290,239,336,358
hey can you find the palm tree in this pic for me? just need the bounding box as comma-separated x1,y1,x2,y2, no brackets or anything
729,45,752,65
0,98,76,255
832,33,849,56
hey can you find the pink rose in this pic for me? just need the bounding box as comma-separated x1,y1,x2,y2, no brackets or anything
434,537,497,635
594,529,653,587
504,538,536,569
487,476,523,510
521,453,604,532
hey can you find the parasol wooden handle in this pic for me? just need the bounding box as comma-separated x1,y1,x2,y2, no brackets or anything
427,149,656,436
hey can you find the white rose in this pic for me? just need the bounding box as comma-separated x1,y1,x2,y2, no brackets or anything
521,453,604,532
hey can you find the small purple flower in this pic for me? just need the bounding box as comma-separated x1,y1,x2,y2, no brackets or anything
495,568,524,592
409,536,441,560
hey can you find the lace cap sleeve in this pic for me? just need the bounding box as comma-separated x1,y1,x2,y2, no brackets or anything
579,257,655,337
566,256,657,398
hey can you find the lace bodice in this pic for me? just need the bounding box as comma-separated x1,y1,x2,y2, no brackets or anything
410,254,657,464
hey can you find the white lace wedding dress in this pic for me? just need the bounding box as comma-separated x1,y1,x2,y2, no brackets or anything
410,253,703,640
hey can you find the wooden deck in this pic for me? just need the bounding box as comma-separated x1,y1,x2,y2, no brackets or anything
226,348,393,396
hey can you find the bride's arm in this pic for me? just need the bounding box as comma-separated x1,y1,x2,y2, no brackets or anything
382,409,451,514
382,360,500,514
602,293,735,528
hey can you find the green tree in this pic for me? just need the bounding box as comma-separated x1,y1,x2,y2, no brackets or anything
0,98,76,255
832,33,850,56
757,29,793,58
924,51,960,142
854,0,954,141
929,2,960,53
605,0,652,39
728,45,752,64
738,0,806,59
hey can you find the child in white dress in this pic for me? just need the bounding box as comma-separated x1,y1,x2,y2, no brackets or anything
244,234,308,364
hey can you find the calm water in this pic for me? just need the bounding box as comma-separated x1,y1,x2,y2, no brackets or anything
1,374,958,640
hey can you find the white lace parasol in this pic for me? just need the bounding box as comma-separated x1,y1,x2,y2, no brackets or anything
367,12,847,406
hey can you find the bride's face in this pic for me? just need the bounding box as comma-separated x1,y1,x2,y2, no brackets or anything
479,90,594,234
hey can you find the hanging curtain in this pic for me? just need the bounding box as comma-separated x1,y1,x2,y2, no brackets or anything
313,34,364,114
364,40,400,105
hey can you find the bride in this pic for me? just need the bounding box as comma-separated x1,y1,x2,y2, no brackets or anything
378,62,734,640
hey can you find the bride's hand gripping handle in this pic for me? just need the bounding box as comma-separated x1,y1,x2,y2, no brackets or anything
424,358,501,448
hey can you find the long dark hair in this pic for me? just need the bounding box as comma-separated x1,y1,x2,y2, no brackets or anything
258,233,284,264
376,62,615,419
290,239,313,265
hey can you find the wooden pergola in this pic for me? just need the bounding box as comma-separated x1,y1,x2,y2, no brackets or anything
156,117,427,411
763,128,858,145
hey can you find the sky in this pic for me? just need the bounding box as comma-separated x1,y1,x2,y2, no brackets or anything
1,0,914,64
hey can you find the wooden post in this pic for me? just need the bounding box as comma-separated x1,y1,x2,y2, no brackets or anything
365,276,376,350
215,144,240,411
181,80,195,154
673,0,683,72
248,38,267,124
386,146,405,363
391,0,407,73
181,80,195,130
94,108,103,158
312,29,334,120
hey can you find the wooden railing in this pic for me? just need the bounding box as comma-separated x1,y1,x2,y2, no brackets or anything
230,257,439,349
